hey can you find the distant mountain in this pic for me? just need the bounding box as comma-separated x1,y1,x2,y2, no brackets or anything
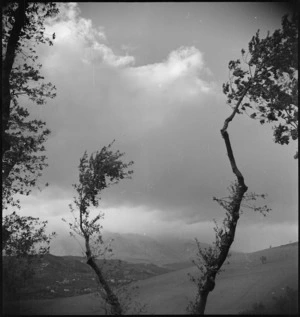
50,231,212,266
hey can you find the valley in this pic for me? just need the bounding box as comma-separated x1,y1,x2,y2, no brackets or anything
2,240,298,315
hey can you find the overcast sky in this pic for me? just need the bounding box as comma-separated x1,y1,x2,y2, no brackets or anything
8,2,297,253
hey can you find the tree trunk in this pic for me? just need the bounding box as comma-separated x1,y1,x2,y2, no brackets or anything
197,291,209,315
83,233,123,315
2,2,28,159
196,85,251,315
86,257,123,315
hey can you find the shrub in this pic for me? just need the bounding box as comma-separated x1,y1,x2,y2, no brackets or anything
239,287,298,315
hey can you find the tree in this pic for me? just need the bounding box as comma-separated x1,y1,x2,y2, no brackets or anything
187,190,270,315
66,140,134,315
2,212,56,301
2,4,59,303
260,256,267,264
2,2,58,210
2,2,59,263
186,14,300,317
222,13,298,158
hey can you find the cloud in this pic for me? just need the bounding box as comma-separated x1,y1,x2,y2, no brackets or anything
48,3,106,44
17,2,297,243
44,3,134,68
124,46,215,94
84,43,135,67
234,222,298,252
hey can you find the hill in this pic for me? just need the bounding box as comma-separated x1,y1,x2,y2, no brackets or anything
128,241,298,314
3,242,297,315
50,231,213,266
2,253,172,304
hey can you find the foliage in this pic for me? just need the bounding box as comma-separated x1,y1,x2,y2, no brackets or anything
66,140,134,248
2,2,58,209
187,13,295,316
3,255,37,301
2,211,56,256
222,13,298,158
2,211,56,301
66,140,134,315
272,286,298,315
186,238,220,314
213,184,271,217
239,287,298,315
187,183,270,314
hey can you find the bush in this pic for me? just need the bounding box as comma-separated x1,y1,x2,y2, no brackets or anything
239,287,298,315
2,256,37,301
272,287,298,315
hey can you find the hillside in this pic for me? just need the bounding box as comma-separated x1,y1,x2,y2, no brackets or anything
128,242,298,314
3,242,297,315
2,254,172,304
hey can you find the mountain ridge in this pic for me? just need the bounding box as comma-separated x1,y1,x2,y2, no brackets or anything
50,230,297,266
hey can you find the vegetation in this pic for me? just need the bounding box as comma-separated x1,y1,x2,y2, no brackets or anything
260,255,267,264
2,1,58,302
2,212,55,301
66,140,134,314
187,189,270,314
186,12,297,315
239,286,298,315
2,253,170,304
2,4,297,316
222,13,298,158
2,2,58,209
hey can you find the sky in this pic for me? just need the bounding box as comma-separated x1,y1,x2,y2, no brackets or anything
7,2,298,253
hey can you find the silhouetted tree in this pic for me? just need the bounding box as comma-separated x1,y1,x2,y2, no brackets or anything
66,140,134,315
2,3,59,305
2,212,55,300
187,189,270,315
222,13,298,158
2,2,58,209
186,12,300,317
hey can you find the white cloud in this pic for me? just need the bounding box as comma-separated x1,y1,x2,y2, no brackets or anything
124,46,215,92
47,3,106,43
84,43,135,67
43,3,214,97
45,3,134,68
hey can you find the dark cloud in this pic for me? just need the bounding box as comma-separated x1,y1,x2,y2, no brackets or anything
21,3,297,238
